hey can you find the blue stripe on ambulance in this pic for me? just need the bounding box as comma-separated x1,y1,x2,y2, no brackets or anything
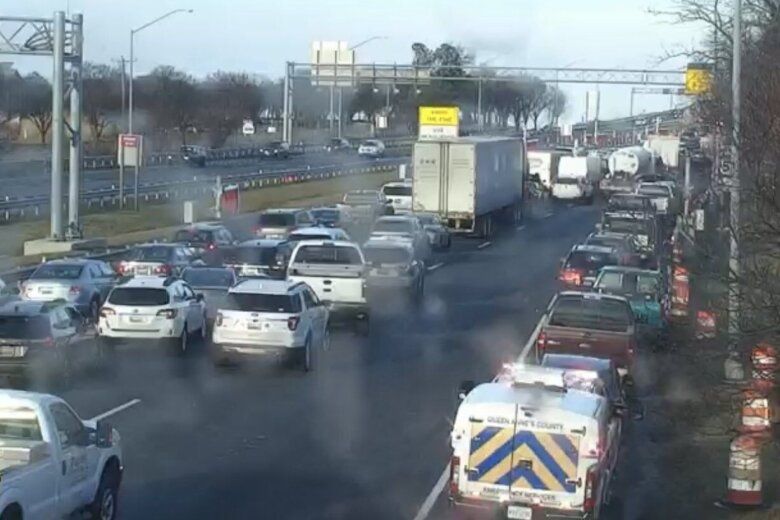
468,426,580,493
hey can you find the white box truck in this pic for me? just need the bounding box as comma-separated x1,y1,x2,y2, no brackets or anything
527,150,567,190
551,155,602,202
412,137,525,238
644,134,680,170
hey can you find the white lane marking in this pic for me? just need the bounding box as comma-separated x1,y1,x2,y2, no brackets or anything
414,314,546,520
516,225,526,231
543,212,554,219
89,398,142,422
427,262,444,272
477,241,492,249
412,464,451,520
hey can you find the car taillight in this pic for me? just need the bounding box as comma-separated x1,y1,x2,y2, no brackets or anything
583,466,598,512
561,268,583,285
449,456,461,497
536,330,547,355
287,316,300,331
116,261,127,274
154,264,172,275
69,285,81,295
207,243,216,251
43,336,55,348
156,309,177,319
99,308,116,318
215,313,224,326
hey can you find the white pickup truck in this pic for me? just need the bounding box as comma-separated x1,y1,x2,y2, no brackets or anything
286,240,370,334
0,390,122,520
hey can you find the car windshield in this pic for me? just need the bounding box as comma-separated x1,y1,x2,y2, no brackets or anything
0,406,43,441
259,214,295,227
362,140,380,146
182,269,234,288
365,247,411,265
603,217,650,236
609,196,648,210
566,251,617,270
174,229,214,243
638,185,671,197
227,245,280,266
108,288,170,306
556,177,580,185
131,246,174,262
549,296,632,332
224,293,301,313
310,209,339,222
416,214,437,225
30,264,83,280
287,232,334,242
383,185,412,197
586,236,621,250
292,245,362,264
0,315,49,339
373,220,413,234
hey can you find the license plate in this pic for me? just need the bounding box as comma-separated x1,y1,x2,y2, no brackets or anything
507,505,533,520
129,316,144,323
39,289,52,295
247,321,264,330
0,346,25,358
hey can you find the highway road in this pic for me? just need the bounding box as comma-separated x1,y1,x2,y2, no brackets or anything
13,201,602,520
0,151,401,201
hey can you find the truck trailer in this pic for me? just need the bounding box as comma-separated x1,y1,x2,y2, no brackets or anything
412,137,525,238
527,149,567,190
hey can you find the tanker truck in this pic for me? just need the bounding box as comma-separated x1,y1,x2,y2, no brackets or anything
601,146,655,195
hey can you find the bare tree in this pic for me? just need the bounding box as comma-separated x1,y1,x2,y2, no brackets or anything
200,71,263,146
137,66,199,145
20,74,52,144
82,62,121,142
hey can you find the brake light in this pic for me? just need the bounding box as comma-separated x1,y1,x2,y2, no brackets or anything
99,308,116,318
42,336,55,348
154,264,172,275
561,268,584,286
116,261,127,274
69,285,81,295
449,456,461,497
207,243,216,251
156,309,177,319
287,316,300,331
583,466,598,512
215,313,224,326
536,330,547,355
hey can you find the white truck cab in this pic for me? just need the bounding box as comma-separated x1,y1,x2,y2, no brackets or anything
450,365,619,520
0,390,123,520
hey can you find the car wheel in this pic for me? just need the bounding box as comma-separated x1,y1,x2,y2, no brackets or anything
89,298,100,324
90,465,120,520
355,316,370,337
300,336,312,372
172,326,188,356
321,326,331,352
445,235,452,249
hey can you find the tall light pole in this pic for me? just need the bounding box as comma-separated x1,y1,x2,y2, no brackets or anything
729,0,742,346
128,9,193,134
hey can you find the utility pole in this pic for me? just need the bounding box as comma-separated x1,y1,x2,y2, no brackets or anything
67,13,83,236
119,57,127,132
50,11,65,239
729,0,742,344
585,91,590,144
629,88,634,117
594,88,600,144
477,79,483,131
329,84,334,134
282,62,290,143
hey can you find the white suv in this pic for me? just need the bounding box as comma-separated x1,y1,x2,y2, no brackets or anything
211,279,329,371
98,276,207,354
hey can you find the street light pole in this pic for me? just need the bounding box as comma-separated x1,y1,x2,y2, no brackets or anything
729,0,742,344
128,9,193,134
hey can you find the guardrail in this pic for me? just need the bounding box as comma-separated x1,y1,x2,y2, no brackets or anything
0,158,406,223
0,136,415,175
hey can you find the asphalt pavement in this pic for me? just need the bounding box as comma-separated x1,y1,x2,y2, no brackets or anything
11,200,599,520
0,151,396,200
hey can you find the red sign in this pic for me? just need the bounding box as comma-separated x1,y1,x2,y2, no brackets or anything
120,134,140,147
220,185,240,215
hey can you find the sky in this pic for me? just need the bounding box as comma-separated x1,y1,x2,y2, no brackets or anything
2,0,708,123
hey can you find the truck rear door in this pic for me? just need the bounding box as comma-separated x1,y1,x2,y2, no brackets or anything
446,143,476,217
412,142,445,213
465,410,584,515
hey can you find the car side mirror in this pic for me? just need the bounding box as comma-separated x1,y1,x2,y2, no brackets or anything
458,380,475,401
95,420,113,448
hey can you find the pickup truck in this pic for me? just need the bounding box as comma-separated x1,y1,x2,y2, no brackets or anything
286,240,370,334
536,291,637,378
0,390,122,520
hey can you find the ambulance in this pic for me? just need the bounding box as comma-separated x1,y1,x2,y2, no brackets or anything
449,365,620,519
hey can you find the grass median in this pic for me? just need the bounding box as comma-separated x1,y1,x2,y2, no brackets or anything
0,168,400,265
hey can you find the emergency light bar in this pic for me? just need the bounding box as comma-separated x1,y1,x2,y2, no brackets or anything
497,363,567,391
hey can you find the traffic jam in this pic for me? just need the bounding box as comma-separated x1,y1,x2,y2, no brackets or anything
446,141,684,519
0,134,686,519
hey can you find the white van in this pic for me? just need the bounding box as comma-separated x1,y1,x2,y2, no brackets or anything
450,365,619,520
381,181,413,214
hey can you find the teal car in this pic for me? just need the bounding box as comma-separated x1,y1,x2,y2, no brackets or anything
594,266,668,329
